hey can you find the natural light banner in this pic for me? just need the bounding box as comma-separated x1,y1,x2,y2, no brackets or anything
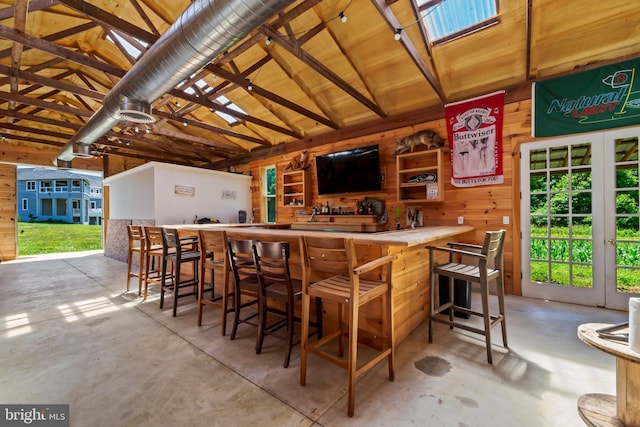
533,57,640,137
445,90,505,188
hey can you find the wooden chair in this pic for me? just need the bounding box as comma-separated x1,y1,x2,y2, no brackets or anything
126,225,146,296
299,236,396,417
142,226,167,301
427,229,508,364
161,228,200,317
252,241,322,368
198,229,234,335
227,238,261,341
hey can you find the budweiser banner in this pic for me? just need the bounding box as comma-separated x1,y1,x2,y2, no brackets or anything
533,58,640,137
445,90,505,187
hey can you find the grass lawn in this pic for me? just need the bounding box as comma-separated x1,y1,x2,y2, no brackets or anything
18,222,103,256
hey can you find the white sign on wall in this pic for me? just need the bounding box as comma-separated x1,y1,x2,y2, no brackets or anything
174,185,195,196
221,189,237,199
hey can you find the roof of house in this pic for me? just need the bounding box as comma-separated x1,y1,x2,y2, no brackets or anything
17,167,103,187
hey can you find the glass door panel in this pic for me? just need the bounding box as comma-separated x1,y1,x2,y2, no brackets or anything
604,129,640,309
521,135,605,306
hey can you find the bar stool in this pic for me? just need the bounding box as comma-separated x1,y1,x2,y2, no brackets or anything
161,228,201,317
227,238,261,341
142,226,166,301
426,229,508,364
126,225,146,296
198,229,234,335
252,240,322,368
299,236,396,417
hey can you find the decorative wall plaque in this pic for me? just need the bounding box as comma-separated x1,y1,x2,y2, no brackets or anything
174,185,195,196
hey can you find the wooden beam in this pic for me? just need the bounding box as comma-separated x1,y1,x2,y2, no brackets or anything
206,63,338,130
153,110,260,148
262,24,387,118
0,21,98,60
0,0,56,21
0,24,125,77
0,64,106,101
0,122,73,140
371,0,445,101
0,108,83,130
168,88,301,139
55,0,158,45
0,90,94,117
151,126,247,154
8,0,29,118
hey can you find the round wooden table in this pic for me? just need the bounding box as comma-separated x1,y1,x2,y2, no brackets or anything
577,323,640,427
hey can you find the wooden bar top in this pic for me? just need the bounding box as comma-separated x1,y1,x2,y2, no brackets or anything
167,223,474,248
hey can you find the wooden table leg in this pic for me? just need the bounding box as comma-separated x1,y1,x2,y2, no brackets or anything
616,357,640,426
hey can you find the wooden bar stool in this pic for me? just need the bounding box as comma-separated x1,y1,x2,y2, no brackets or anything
126,225,146,296
426,229,508,364
198,229,234,335
142,226,166,301
252,240,322,368
227,238,261,341
161,228,200,317
299,236,396,417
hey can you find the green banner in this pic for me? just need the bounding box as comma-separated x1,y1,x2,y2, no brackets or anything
533,58,640,137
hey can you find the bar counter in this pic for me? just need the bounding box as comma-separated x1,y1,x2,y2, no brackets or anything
170,223,474,345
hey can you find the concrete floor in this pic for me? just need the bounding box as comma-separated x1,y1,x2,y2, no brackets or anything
0,250,628,427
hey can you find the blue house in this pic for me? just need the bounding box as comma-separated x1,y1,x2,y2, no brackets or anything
17,167,103,225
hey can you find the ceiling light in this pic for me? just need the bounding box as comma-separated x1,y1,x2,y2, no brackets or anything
394,28,402,41
266,36,272,45
145,127,151,134
247,83,253,91
339,11,347,23
183,120,188,127
174,101,181,108
134,126,139,133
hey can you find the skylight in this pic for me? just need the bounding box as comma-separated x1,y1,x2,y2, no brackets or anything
417,0,498,44
105,32,147,59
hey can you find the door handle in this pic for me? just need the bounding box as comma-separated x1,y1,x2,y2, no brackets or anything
607,239,616,245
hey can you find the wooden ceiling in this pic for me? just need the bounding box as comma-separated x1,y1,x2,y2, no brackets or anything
1,0,640,170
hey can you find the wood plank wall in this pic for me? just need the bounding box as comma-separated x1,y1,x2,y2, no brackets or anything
0,163,17,261
250,99,533,296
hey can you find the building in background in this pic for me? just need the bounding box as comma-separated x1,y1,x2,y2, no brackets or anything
17,167,103,225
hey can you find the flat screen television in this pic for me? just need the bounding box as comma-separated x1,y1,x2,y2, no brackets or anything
315,144,382,195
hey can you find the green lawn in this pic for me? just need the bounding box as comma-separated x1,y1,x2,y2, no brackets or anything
18,222,103,255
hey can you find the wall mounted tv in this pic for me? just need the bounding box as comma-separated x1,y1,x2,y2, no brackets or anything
315,144,382,195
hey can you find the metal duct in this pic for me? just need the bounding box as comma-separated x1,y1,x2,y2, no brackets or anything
54,0,295,166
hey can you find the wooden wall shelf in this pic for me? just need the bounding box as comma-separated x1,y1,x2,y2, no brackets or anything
281,169,310,207
396,149,444,203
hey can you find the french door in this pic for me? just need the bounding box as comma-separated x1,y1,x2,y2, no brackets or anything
521,127,640,310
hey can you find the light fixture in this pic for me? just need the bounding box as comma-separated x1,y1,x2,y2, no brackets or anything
145,126,151,134
125,141,131,146
182,120,188,127
247,83,253,91
134,126,139,133
266,36,272,45
339,11,347,23
174,101,181,108
394,28,402,41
